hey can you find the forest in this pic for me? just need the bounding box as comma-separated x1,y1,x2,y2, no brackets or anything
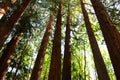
0,0,120,80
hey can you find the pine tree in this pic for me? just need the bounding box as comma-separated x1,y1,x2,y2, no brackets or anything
90,0,120,79
30,13,54,80
0,0,31,50
0,32,22,80
48,0,62,80
80,0,110,80
62,4,71,80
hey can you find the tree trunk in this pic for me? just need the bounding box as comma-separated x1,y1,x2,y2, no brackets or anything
48,0,62,80
83,42,86,80
0,0,31,50
80,0,110,80
90,0,120,79
62,4,71,80
30,14,54,80
12,32,32,80
0,0,16,19
0,32,22,80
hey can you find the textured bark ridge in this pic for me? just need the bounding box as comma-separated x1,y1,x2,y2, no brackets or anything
80,0,110,80
90,0,120,79
48,0,62,80
0,0,31,50
0,32,22,80
62,4,71,80
30,14,54,80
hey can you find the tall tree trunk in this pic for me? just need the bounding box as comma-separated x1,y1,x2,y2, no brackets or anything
48,0,62,80
90,0,120,79
80,0,110,80
0,32,22,80
30,14,54,80
0,0,31,50
12,32,32,80
62,4,71,80
83,42,86,80
0,0,16,18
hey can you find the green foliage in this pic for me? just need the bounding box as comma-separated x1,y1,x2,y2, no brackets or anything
1,0,118,79
102,0,120,30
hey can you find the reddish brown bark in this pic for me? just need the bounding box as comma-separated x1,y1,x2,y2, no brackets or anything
62,5,71,80
0,0,31,50
48,0,62,80
0,0,16,18
90,0,120,79
0,32,22,80
80,0,110,80
30,14,54,80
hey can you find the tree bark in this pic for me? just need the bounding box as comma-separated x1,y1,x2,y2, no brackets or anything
0,0,16,19
0,0,31,50
0,32,22,80
90,0,120,79
62,4,71,80
80,0,110,80
48,0,62,80
30,14,54,80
